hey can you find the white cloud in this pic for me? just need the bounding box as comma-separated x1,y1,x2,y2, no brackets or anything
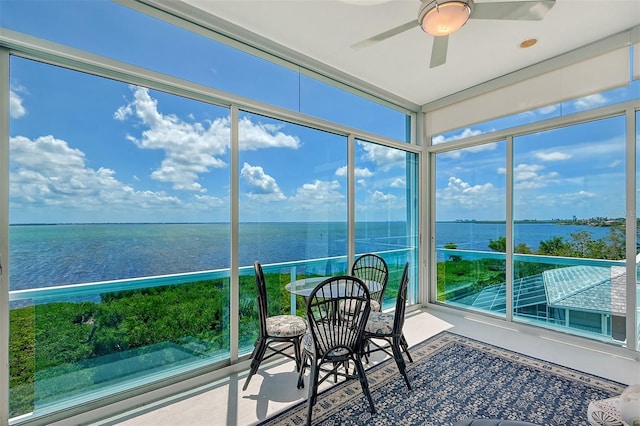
115,86,300,193
113,103,132,121
238,117,300,150
193,193,227,208
390,177,405,188
359,143,405,171
335,166,373,178
439,142,498,159
437,176,499,213
290,180,344,208
509,163,560,190
518,104,559,118
513,164,545,181
9,135,182,210
370,190,397,203
240,162,286,201
432,128,483,145
573,94,607,110
534,151,571,161
575,190,595,198
10,89,27,119
11,135,87,172
538,105,558,115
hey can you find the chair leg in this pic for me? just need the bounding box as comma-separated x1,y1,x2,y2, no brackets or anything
362,338,370,364
400,334,413,363
392,337,411,390
353,356,376,414
243,338,267,391
293,337,302,372
248,338,259,360
297,351,308,389
306,360,319,426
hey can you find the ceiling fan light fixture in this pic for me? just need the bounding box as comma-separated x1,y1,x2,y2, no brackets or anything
419,0,473,37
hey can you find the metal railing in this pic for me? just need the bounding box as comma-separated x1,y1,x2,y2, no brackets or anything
7,249,415,423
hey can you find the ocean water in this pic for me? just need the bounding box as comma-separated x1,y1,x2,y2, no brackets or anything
435,222,612,251
8,222,612,291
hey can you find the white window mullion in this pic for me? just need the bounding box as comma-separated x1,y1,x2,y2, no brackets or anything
230,105,239,362
0,45,10,426
506,136,514,323
625,106,637,352
347,134,355,269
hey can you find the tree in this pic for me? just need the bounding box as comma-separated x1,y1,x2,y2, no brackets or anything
537,236,573,257
488,236,506,252
536,228,626,260
568,230,592,257
444,242,461,261
601,226,625,260
514,243,533,254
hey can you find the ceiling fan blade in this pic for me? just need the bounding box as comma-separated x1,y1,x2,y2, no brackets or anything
351,20,417,50
471,0,555,21
430,35,448,68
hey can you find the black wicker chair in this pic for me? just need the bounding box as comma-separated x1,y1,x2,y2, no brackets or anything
351,253,389,311
242,261,306,391
297,275,376,426
362,262,413,389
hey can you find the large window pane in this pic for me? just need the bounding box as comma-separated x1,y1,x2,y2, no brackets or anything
1,0,409,141
354,140,419,308
300,76,410,141
513,117,626,343
9,58,231,418
434,142,506,317
433,70,640,145
238,112,348,352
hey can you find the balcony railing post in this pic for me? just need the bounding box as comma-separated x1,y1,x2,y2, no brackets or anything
290,267,297,316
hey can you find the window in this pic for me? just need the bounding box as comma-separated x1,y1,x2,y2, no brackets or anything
432,52,640,145
9,58,231,418
354,140,419,307
2,2,420,422
434,141,507,317
431,82,638,347
238,112,348,350
1,0,409,140
513,116,626,341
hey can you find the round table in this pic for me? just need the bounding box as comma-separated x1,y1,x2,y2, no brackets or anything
285,276,381,298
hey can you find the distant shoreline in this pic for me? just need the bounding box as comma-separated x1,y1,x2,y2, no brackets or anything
9,219,623,226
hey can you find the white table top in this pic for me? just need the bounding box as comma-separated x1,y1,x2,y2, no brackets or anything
285,276,381,297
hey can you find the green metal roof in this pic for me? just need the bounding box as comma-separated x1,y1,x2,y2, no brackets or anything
465,260,632,315
469,274,546,312
544,265,626,315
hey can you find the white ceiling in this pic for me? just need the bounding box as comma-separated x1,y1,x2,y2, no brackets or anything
163,0,639,109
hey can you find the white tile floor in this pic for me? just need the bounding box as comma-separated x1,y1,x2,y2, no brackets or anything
91,308,640,426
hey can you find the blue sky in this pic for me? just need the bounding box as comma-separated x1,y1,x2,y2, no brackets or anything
4,0,415,224
4,1,639,224
435,110,631,222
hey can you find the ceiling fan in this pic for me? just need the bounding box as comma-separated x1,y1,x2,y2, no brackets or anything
351,0,556,68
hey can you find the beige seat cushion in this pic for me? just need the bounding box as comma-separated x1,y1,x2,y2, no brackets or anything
265,315,306,337
364,311,394,335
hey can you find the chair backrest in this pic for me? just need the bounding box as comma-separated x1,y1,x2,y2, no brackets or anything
253,261,269,337
306,276,370,361
393,262,410,337
351,253,389,304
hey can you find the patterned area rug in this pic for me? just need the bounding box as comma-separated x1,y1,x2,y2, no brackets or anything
258,331,626,426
